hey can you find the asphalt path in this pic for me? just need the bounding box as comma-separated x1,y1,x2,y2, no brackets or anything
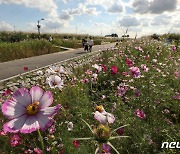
0,43,116,81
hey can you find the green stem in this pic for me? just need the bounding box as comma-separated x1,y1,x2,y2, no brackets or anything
99,143,103,154
37,129,44,152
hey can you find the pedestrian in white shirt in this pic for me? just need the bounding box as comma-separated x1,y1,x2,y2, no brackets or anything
87,36,93,52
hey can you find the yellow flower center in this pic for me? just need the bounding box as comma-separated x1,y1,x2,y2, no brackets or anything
96,105,104,113
55,69,59,73
53,81,57,86
26,102,39,115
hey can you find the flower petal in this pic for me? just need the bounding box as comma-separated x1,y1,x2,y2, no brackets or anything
20,116,40,133
30,86,43,103
2,99,26,120
36,113,53,131
13,88,32,107
39,91,53,108
107,113,115,124
54,75,62,83
94,111,106,123
3,114,28,133
39,105,60,117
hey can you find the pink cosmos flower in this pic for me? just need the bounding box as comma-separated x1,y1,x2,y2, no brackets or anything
134,89,140,97
94,106,115,124
126,58,133,67
81,78,89,83
10,134,21,147
24,149,33,154
122,72,128,76
102,143,111,154
73,140,80,149
34,148,42,154
171,45,177,52
2,89,12,97
173,93,180,100
141,64,149,72
24,67,29,71
174,71,179,78
85,69,92,75
135,46,143,52
129,67,140,78
111,66,118,75
2,86,60,133
116,127,124,136
134,109,146,119
116,86,127,97
0,130,7,136
91,73,98,83
144,55,150,61
101,64,108,72
48,124,56,134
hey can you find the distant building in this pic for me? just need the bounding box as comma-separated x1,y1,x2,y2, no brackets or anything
105,33,118,38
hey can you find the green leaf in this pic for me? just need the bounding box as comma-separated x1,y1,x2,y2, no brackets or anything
81,118,94,134
109,136,130,140
72,137,94,141
107,141,120,154
95,147,99,154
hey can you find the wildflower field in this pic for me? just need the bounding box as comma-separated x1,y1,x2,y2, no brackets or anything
0,37,179,154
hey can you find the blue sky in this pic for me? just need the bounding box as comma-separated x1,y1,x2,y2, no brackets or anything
0,0,179,37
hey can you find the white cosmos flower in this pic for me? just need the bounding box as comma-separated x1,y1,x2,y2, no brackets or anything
92,64,102,73
67,122,73,131
50,66,65,74
94,106,115,124
36,70,43,75
47,75,64,90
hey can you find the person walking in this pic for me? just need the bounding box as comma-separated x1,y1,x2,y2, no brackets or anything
87,36,93,52
82,38,85,48
49,35,53,42
84,39,89,52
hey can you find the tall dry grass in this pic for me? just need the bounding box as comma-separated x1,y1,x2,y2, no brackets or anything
0,40,60,62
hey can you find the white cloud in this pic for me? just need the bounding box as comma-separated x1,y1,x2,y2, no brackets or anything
85,0,114,7
107,2,123,13
59,10,73,21
132,0,178,14
151,15,172,25
132,0,149,14
0,21,14,31
76,3,101,16
149,0,177,14
62,3,101,17
0,0,58,17
117,15,141,27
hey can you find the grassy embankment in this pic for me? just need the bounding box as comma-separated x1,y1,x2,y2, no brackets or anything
0,37,179,153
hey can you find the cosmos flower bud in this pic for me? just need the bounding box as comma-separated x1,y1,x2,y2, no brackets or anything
94,124,111,143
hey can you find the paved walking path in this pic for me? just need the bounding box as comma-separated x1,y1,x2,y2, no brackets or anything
0,43,116,81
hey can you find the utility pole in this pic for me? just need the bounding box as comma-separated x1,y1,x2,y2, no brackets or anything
37,18,44,39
